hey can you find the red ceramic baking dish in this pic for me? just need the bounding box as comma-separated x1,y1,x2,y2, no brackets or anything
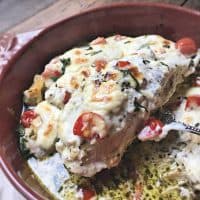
0,3,200,200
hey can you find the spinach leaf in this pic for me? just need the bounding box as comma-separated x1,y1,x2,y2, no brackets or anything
17,125,33,159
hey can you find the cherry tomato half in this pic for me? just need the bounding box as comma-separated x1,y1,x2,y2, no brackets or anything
176,37,197,55
21,110,38,128
138,118,164,141
116,60,131,68
185,95,200,110
73,112,106,139
42,68,61,79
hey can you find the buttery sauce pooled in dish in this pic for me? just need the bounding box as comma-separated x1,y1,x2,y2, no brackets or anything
18,35,200,199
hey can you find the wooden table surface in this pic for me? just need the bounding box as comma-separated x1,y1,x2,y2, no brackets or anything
2,0,200,34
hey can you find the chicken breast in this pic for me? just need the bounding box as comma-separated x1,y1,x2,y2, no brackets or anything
20,35,200,177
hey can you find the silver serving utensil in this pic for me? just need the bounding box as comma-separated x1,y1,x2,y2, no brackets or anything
159,110,200,136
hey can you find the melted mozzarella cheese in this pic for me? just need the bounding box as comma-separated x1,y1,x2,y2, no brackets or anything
23,35,200,170
58,93,83,145
84,79,127,115
33,101,60,150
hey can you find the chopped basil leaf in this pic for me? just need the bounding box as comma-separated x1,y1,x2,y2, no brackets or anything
160,62,169,67
51,76,59,82
85,50,102,56
17,125,33,159
85,46,93,50
20,137,33,159
120,70,140,91
163,44,170,48
58,186,63,193
121,81,131,91
17,124,25,137
129,72,140,91
61,58,71,66
191,55,196,59
134,98,148,112
124,41,131,44
189,59,194,68
60,58,71,74
160,62,170,70
143,59,150,65
55,138,60,143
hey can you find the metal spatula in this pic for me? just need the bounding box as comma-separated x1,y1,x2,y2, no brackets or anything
159,110,200,136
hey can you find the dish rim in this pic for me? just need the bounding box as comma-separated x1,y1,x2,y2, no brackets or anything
0,2,200,200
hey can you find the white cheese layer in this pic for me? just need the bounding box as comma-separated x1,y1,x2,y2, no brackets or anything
22,35,199,173
31,101,60,150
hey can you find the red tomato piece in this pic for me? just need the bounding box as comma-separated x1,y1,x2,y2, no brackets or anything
145,118,163,130
176,37,197,55
193,77,200,87
63,91,71,104
90,37,107,45
21,110,38,128
185,95,200,110
138,118,164,141
94,59,107,72
116,60,131,68
73,112,106,139
82,188,95,200
42,68,61,79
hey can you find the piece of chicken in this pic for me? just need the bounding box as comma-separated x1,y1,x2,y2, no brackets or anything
21,35,200,177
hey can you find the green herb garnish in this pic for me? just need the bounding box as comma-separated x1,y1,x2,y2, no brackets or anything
160,62,169,67
124,41,131,44
85,50,102,56
51,77,59,82
160,62,170,70
55,138,60,143
189,59,194,68
134,98,148,112
143,59,150,65
60,58,71,74
85,46,93,50
58,186,63,193
17,124,25,137
17,125,33,159
163,44,170,48
120,70,140,91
